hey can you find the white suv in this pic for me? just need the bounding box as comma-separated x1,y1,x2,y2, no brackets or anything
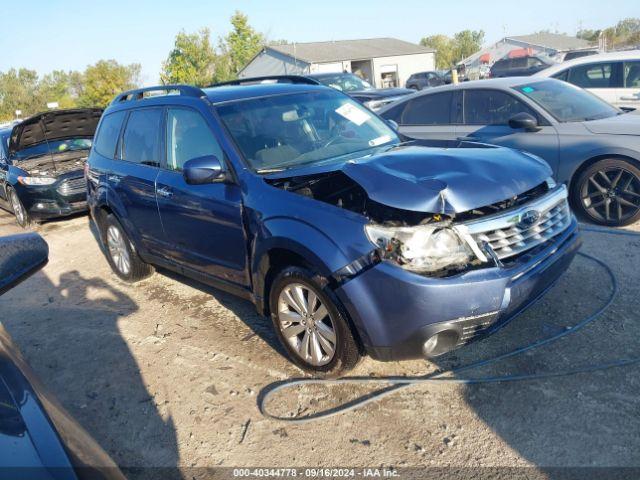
534,50,640,110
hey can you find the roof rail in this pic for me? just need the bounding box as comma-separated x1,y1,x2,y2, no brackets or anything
209,75,321,88
111,84,207,105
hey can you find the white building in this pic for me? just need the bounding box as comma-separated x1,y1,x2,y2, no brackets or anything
239,38,436,89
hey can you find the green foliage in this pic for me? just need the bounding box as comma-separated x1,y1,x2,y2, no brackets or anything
0,69,42,121
160,11,264,86
77,60,141,108
421,30,485,69
578,17,640,48
420,35,454,69
160,28,217,86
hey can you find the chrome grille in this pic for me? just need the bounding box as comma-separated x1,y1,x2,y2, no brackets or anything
57,177,86,196
460,185,572,261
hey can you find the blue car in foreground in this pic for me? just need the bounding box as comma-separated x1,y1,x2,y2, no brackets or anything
87,82,580,375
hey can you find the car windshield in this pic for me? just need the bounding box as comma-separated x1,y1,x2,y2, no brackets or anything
513,80,620,122
315,73,373,92
217,90,399,173
13,137,93,161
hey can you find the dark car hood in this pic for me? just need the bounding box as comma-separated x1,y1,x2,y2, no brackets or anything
583,113,640,135
9,108,102,155
267,145,552,215
349,87,413,101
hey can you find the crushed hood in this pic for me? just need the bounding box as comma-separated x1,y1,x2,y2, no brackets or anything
583,113,640,136
9,108,102,155
268,145,552,215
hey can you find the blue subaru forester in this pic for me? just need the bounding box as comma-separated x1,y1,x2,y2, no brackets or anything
86,81,581,375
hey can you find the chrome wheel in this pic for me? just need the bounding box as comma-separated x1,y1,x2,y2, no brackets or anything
10,190,26,226
107,225,131,275
581,167,640,224
277,283,337,366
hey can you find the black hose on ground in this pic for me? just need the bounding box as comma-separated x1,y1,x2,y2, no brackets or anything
258,243,635,424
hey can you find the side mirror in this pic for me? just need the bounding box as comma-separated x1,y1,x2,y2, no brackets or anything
0,233,48,296
183,155,226,185
508,112,541,132
386,119,399,131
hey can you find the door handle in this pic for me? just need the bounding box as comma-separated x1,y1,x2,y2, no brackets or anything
157,186,173,198
620,95,639,101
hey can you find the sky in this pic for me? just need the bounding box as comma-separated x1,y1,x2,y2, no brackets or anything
0,0,638,85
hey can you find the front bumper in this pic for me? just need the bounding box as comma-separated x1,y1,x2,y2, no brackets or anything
336,217,581,361
15,174,88,220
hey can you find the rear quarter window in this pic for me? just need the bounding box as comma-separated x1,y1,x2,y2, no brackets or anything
94,111,126,158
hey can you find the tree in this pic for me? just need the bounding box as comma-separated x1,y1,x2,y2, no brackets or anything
420,30,484,69
215,11,264,82
160,28,217,86
77,60,141,108
420,35,454,69
39,70,79,109
0,68,42,121
452,30,485,63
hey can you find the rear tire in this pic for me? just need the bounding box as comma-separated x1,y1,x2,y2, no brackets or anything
572,158,640,227
102,214,153,282
269,266,360,376
8,187,30,228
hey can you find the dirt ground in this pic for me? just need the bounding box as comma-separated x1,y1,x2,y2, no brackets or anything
1,208,639,479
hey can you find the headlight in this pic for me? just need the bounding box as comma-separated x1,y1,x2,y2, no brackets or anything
17,176,56,186
365,223,475,273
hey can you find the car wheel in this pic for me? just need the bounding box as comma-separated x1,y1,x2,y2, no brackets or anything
573,158,640,227
409,85,419,90
269,266,360,376
8,188,30,228
103,214,153,281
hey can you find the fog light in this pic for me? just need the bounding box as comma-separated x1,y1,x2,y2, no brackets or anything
35,203,45,209
422,330,460,357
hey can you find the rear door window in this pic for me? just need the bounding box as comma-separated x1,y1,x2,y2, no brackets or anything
399,92,454,125
568,62,620,88
94,111,126,158
121,108,163,166
624,61,640,87
463,89,538,125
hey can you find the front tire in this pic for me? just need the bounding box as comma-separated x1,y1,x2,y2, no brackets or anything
102,214,153,282
573,158,640,227
269,266,360,376
8,187,30,228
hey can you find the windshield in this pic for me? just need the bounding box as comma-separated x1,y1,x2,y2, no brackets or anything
217,90,399,173
13,137,93,161
315,73,373,92
513,80,620,122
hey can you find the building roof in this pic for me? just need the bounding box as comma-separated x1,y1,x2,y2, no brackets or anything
268,38,434,64
507,33,592,51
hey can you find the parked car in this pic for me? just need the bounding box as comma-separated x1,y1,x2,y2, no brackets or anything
0,108,102,227
405,71,444,90
379,77,640,226
562,49,600,62
306,72,414,111
87,83,580,374
534,50,640,109
490,55,553,78
0,232,124,479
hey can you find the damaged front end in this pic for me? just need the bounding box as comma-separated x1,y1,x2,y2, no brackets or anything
266,145,564,278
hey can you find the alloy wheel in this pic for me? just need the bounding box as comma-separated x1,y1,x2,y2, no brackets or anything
107,225,131,275
10,190,26,226
581,167,640,224
277,283,337,366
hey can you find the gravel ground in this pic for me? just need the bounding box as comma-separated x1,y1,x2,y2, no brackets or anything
1,208,639,479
